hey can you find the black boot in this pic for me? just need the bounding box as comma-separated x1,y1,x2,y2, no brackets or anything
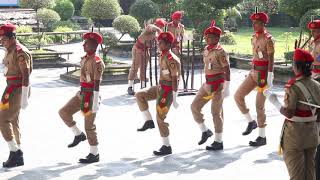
153,145,172,156
3,150,24,168
68,132,87,148
127,87,135,95
206,141,223,151
198,129,213,145
137,120,155,132
242,121,257,136
249,136,267,147
79,153,99,164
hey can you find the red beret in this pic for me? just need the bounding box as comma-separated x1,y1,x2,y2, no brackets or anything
0,23,16,36
155,18,166,28
250,12,269,24
158,32,175,44
204,20,222,36
171,11,183,21
293,48,314,63
83,32,103,44
308,20,320,29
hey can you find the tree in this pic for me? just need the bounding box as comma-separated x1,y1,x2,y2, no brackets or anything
54,0,75,21
238,0,279,15
70,0,85,16
182,0,242,27
130,0,160,25
20,0,56,33
280,0,320,20
37,8,61,31
151,0,182,20
82,0,122,23
119,0,136,14
112,15,141,40
20,0,55,11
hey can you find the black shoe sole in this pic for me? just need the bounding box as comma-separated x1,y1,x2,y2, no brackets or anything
206,146,223,151
79,159,99,164
153,151,172,156
3,161,24,168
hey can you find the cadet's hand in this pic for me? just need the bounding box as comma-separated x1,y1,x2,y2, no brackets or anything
223,81,230,98
92,91,100,113
172,91,179,109
267,72,274,88
21,86,29,109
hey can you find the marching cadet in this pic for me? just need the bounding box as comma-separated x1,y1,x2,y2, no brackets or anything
191,20,230,150
308,18,320,180
234,11,275,146
127,18,166,95
264,48,320,180
135,31,180,156
0,23,32,168
58,31,105,163
167,11,185,56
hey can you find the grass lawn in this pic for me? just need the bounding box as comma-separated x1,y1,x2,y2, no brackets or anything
185,27,310,60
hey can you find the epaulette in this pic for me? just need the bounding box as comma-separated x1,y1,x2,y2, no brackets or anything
95,55,102,63
285,78,296,89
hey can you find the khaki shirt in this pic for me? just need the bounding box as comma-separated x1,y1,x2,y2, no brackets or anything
250,31,275,77
159,50,181,81
167,22,185,42
284,77,320,112
309,39,320,66
136,24,159,49
3,42,32,78
203,44,229,75
80,54,105,83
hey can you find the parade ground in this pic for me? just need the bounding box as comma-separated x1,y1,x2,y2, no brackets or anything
0,58,289,179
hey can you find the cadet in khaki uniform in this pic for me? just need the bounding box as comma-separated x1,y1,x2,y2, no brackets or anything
0,23,32,168
58,31,105,164
191,20,230,151
264,49,320,180
308,19,320,81
308,19,320,180
127,18,166,95
135,31,180,156
167,11,185,56
234,12,275,146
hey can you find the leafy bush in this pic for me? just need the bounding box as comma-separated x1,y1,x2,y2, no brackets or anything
280,0,320,20
102,31,119,49
300,9,320,32
51,26,75,43
16,26,33,33
129,0,159,24
112,15,140,36
54,0,75,21
37,8,61,31
52,20,81,31
82,0,122,21
220,32,236,45
20,0,55,10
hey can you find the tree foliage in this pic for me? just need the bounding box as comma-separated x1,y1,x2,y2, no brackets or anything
54,0,75,21
82,0,122,21
20,0,55,11
280,0,320,20
130,0,160,25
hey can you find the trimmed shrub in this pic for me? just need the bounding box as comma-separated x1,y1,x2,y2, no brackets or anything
54,0,75,21
112,15,140,36
129,0,159,24
37,8,61,31
220,32,236,45
52,21,81,31
82,0,122,21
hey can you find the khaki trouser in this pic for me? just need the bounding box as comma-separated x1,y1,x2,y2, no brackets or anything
135,86,172,137
0,88,21,145
59,92,98,146
128,46,150,82
282,121,318,180
234,73,266,127
191,84,224,133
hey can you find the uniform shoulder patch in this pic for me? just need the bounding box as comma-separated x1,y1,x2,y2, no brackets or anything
265,32,273,39
16,43,23,53
168,52,179,61
95,55,102,63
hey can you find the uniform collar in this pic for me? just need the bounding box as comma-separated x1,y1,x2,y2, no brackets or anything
255,29,267,37
161,49,170,56
295,73,304,80
207,43,222,51
85,53,96,59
